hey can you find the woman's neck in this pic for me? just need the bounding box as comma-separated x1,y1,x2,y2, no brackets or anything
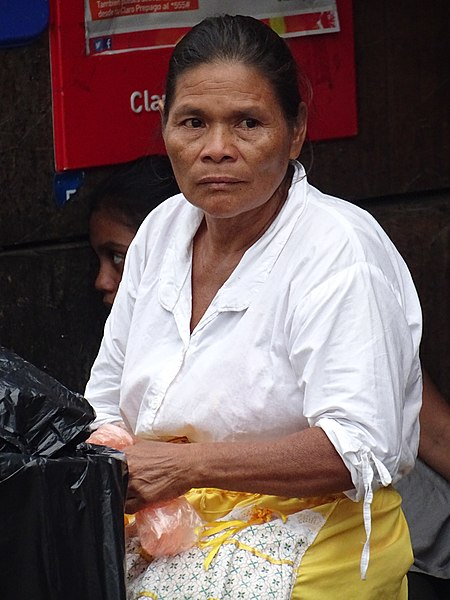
198,164,293,258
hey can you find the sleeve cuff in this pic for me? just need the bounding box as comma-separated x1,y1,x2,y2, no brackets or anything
315,417,393,579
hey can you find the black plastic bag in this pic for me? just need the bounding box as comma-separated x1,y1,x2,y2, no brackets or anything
0,347,128,600
0,346,95,456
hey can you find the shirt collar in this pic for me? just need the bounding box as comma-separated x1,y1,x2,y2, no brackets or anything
159,162,307,313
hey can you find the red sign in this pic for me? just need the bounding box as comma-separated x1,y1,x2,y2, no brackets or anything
49,0,356,171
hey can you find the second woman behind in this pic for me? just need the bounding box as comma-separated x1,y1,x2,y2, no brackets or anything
89,154,180,307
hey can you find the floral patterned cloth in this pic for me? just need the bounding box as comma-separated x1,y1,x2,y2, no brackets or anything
126,506,326,600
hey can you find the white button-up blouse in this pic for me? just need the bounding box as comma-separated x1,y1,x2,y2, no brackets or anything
85,163,422,510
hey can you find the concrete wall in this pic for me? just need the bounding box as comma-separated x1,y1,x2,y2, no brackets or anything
0,1,449,396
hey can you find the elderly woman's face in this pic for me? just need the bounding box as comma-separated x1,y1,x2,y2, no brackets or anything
161,62,305,219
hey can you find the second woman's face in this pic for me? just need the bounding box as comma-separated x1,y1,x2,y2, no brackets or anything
161,62,305,220
89,210,136,308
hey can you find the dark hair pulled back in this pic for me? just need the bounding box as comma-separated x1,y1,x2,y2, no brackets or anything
163,14,302,126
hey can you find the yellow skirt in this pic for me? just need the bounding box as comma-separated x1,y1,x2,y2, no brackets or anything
128,486,412,600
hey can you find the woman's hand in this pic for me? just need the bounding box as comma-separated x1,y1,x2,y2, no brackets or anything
124,439,194,513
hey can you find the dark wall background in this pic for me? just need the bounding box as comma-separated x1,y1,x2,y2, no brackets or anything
0,1,449,397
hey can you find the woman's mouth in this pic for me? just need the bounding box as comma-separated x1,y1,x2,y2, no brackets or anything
198,176,243,187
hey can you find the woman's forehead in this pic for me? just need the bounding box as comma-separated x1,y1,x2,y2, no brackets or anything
176,60,265,83
170,62,277,108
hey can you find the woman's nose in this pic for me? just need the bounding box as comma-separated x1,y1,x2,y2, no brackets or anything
95,265,120,304
201,125,237,162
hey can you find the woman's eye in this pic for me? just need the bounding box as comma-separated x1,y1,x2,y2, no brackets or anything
112,253,125,266
241,118,259,129
184,118,203,128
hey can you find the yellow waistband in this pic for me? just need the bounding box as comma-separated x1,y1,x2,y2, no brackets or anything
185,487,346,522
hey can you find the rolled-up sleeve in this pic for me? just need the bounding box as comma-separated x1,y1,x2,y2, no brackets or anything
289,262,421,488
288,261,422,576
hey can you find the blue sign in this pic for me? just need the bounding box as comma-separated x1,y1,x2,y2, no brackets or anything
0,1,49,48
53,170,85,208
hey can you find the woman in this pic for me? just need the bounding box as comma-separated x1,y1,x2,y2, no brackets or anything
89,154,179,307
85,15,422,599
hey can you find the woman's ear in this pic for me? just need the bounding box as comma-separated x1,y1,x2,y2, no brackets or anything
289,102,308,160
158,99,165,127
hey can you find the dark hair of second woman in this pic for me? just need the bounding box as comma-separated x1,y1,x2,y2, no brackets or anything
89,154,180,229
163,14,302,127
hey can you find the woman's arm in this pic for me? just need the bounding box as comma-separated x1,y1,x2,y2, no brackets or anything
418,370,450,481
124,427,352,513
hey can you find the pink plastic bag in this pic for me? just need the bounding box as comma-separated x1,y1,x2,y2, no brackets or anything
86,422,134,450
136,496,203,557
87,423,202,558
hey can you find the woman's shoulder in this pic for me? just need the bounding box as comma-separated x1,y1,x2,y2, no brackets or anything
286,178,417,304
140,192,188,228
131,193,193,244
305,183,382,236
124,193,192,271
301,182,400,265
290,165,383,242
